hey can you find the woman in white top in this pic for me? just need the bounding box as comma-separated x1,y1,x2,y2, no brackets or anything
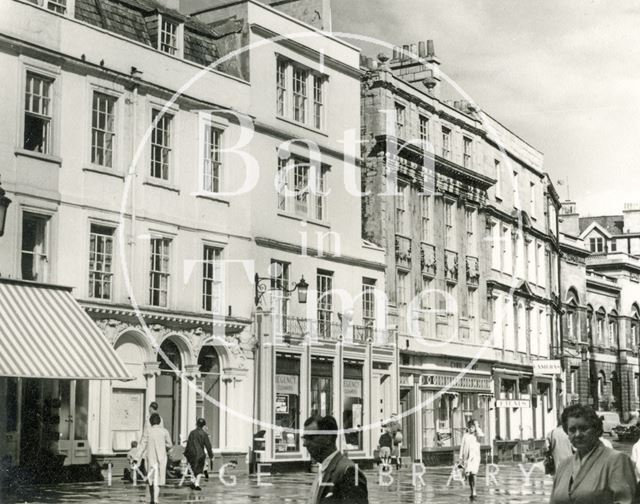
458,419,482,500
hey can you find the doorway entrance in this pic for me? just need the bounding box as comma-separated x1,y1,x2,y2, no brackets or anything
197,346,220,449
399,388,414,461
157,339,183,443
15,379,90,467
57,380,90,465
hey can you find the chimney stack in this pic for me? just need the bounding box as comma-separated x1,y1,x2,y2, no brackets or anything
418,40,426,58
559,201,580,236
427,39,435,57
388,39,441,98
623,203,640,233
409,43,417,60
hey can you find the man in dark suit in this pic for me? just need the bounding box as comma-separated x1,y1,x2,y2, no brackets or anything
184,418,214,490
302,415,368,504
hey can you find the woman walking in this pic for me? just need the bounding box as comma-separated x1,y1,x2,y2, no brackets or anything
458,419,482,500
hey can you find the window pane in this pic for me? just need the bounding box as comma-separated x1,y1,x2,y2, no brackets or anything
151,111,172,180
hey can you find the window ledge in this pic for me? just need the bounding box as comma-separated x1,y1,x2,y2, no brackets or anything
192,191,230,206
143,177,180,193
277,211,330,229
83,166,125,180
276,115,328,137
15,148,62,165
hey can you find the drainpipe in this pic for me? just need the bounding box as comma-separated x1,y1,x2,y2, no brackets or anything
555,199,564,420
129,82,139,293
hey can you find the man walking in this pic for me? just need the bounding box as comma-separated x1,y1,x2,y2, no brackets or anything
136,413,172,504
302,415,368,504
184,418,214,490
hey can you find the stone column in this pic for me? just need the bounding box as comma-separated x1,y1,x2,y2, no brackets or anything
96,380,112,455
184,365,200,433
143,362,160,406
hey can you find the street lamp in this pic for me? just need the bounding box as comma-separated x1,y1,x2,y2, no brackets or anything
0,181,11,237
254,272,308,306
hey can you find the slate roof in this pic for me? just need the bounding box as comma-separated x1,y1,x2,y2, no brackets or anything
579,215,624,235
74,0,244,77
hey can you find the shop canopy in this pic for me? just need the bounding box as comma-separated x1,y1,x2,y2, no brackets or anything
0,279,132,381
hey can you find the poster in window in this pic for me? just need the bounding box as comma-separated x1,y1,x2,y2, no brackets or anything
276,374,298,394
275,394,289,414
352,403,363,427
111,389,143,431
344,379,362,397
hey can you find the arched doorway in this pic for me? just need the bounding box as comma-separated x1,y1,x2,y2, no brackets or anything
157,339,183,443
112,333,148,452
197,346,221,449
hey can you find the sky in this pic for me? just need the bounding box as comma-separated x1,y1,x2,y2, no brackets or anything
331,0,640,216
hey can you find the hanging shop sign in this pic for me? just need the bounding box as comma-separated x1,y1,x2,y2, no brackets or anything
533,360,562,376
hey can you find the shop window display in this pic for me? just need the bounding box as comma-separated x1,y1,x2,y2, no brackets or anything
421,390,489,449
275,355,300,452
343,362,363,450
310,359,333,418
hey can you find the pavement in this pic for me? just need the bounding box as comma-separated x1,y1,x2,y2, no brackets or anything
0,438,632,504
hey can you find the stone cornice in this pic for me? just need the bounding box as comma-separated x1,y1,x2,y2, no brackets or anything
81,300,252,330
250,24,362,79
364,76,485,137
254,237,386,271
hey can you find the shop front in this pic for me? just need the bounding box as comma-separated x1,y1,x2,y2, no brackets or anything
400,360,493,466
493,366,554,462
256,313,396,466
0,279,131,478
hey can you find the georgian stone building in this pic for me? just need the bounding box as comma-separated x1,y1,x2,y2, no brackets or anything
191,0,395,467
0,0,257,471
360,41,561,464
0,0,394,474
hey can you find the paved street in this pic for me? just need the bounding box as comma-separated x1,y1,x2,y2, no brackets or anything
2,439,632,504
1,438,632,504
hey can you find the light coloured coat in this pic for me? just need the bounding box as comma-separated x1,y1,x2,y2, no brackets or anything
137,424,172,486
458,432,481,475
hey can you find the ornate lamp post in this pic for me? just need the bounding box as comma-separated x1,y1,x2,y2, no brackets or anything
254,273,308,306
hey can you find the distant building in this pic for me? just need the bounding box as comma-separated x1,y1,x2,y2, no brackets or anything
560,201,640,420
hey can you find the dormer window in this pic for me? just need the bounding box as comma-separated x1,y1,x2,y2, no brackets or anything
27,0,68,15
47,0,67,13
159,16,182,56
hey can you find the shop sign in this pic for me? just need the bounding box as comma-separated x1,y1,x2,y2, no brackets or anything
421,374,491,391
533,359,562,376
275,394,289,414
276,374,298,394
344,379,362,397
495,399,530,408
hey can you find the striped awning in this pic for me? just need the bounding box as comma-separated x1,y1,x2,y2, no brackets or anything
0,280,132,381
